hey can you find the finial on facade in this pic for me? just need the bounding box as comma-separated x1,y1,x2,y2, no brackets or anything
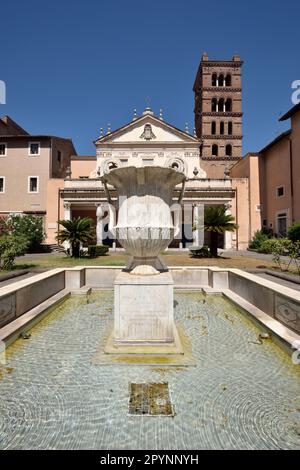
99,128,103,137
159,109,163,120
193,127,197,137
133,109,137,121
142,107,154,116
65,166,72,179
107,124,111,135
193,167,199,177
185,122,189,134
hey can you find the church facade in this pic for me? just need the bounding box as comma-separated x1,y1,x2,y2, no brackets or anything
45,104,252,250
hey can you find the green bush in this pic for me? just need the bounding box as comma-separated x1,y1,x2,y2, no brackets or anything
0,234,29,270
249,229,272,250
189,245,212,258
10,215,45,252
88,244,109,258
258,237,291,254
288,222,300,242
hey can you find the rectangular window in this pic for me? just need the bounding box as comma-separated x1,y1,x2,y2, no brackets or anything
276,186,285,197
0,177,5,193
28,142,40,156
0,143,7,156
277,213,287,236
142,159,154,166
57,150,62,163
120,158,128,167
28,177,39,193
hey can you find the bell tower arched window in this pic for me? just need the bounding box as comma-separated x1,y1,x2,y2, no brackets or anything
220,121,225,135
211,121,216,135
212,144,218,156
225,74,231,86
225,98,232,112
225,144,232,156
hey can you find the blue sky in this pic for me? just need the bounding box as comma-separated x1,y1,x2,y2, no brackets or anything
1,0,299,155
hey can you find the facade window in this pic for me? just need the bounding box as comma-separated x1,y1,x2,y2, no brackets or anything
225,74,231,86
212,144,218,156
0,177,5,193
142,159,154,166
218,98,224,112
225,144,232,156
29,142,40,156
277,213,287,236
276,186,285,197
225,99,232,112
28,176,39,193
211,98,217,112
228,121,233,135
220,121,225,135
0,143,7,156
57,150,62,163
120,158,128,167
218,74,224,87
211,121,216,135
212,73,217,86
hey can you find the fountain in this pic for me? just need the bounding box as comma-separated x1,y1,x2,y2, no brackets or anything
100,166,186,352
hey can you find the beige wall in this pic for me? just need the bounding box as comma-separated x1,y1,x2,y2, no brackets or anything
291,112,300,222
261,138,292,232
230,154,262,239
0,139,51,213
231,178,250,249
45,179,64,244
70,157,96,178
51,138,76,178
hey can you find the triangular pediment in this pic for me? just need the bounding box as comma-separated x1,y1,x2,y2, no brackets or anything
95,114,198,145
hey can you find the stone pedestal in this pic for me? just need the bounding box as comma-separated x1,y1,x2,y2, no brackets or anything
113,271,174,344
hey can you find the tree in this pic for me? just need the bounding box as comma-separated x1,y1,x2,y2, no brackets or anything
0,234,29,270
56,217,94,257
202,206,238,257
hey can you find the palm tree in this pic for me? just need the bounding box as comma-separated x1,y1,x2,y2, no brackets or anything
56,217,94,257
203,206,238,257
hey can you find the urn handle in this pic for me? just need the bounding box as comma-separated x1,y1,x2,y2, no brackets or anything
178,179,186,204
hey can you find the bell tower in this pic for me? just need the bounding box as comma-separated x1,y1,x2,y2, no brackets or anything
193,53,243,178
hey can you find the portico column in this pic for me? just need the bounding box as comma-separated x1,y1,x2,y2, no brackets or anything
96,203,104,245
192,203,204,246
224,204,232,250
63,202,71,250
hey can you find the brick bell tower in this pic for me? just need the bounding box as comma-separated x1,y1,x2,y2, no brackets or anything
193,53,243,178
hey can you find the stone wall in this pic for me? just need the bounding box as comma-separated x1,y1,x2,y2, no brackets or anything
0,269,65,328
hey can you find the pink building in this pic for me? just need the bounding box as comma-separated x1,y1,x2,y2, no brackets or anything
0,116,76,229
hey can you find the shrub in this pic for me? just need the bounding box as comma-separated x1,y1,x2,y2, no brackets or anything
249,229,272,250
258,237,291,254
0,215,45,252
0,234,29,270
88,244,109,258
288,222,300,242
189,245,212,258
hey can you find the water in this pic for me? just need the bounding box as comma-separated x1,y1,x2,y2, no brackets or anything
0,291,300,450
